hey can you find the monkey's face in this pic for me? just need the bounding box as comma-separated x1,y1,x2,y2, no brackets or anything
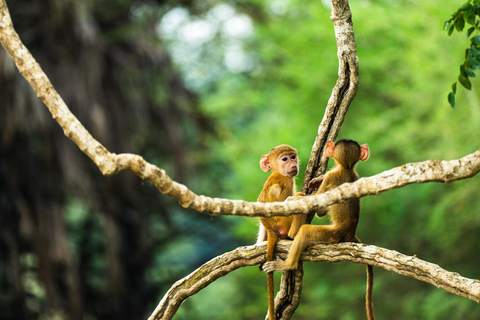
278,152,299,177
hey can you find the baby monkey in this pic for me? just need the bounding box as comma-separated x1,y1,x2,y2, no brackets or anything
257,144,304,320
262,139,375,320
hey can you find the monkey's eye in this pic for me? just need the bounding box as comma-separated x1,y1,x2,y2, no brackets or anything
290,155,296,160
281,156,288,162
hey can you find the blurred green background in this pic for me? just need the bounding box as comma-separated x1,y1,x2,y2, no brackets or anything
1,0,479,319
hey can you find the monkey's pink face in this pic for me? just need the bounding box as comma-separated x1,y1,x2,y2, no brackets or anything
278,153,299,177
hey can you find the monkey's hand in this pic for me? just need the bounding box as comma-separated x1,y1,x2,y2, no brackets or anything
262,260,292,273
308,175,325,192
316,207,330,218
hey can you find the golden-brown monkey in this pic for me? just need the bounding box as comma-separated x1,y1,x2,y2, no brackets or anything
256,144,304,320
262,139,375,320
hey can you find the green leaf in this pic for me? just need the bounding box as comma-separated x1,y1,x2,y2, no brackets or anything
466,68,476,77
448,92,456,109
469,58,480,70
460,64,468,77
470,44,480,55
458,74,472,90
444,20,453,31
471,35,480,44
467,26,476,36
460,1,473,10
448,23,455,36
467,13,476,25
455,16,465,31
468,53,480,70
464,6,473,20
472,4,480,12
452,81,457,94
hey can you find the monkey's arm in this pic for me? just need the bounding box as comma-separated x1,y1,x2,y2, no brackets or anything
308,175,325,192
313,175,336,217
316,207,330,218
286,193,306,238
268,184,282,201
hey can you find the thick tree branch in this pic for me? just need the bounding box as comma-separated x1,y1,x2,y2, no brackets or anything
148,241,480,320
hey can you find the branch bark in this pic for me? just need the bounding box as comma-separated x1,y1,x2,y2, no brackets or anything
148,241,480,320
301,0,360,193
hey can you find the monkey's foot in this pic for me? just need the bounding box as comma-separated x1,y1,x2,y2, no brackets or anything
262,261,294,273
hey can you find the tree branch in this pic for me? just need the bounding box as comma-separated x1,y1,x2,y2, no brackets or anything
148,241,480,320
301,0,360,193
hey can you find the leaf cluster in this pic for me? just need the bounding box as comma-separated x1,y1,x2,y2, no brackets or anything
444,0,480,108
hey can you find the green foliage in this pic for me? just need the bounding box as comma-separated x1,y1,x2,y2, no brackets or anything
444,0,480,107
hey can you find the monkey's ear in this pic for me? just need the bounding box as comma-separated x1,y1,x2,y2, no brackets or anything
260,155,272,172
359,144,369,161
324,141,335,158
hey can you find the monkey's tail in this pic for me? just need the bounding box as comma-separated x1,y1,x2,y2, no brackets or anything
265,234,277,320
366,265,375,320
267,272,275,320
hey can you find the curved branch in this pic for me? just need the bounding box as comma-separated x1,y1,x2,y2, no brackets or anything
148,245,265,320
148,241,480,320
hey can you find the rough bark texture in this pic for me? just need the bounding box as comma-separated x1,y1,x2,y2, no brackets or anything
148,241,480,320
301,0,360,194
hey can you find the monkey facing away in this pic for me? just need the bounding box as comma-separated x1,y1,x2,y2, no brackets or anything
262,139,375,320
256,144,304,320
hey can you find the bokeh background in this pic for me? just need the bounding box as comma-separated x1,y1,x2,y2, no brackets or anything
1,0,479,319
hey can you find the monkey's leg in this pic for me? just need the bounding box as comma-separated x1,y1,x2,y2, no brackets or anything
263,225,336,273
287,214,305,239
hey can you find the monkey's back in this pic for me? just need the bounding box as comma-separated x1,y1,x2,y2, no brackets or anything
320,168,360,241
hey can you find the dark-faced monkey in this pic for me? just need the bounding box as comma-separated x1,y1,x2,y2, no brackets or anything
256,144,304,320
262,139,375,320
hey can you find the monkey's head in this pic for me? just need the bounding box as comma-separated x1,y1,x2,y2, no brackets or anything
325,139,369,169
260,145,299,178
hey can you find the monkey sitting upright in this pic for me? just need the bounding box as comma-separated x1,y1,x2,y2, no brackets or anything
262,139,375,320
256,144,305,320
